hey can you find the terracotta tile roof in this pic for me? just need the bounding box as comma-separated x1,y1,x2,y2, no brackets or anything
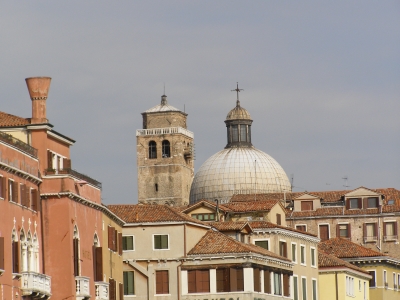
108,204,209,226
289,205,400,218
230,188,400,205
318,238,385,258
318,251,370,275
188,230,290,262
248,221,318,237
210,221,251,232
0,111,29,127
223,200,280,213
181,199,232,213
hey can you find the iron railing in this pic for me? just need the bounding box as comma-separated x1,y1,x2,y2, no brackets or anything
0,131,38,157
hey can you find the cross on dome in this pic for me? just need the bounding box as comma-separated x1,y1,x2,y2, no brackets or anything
231,82,244,106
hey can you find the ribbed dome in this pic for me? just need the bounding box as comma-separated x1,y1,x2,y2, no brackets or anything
189,147,292,204
226,103,252,120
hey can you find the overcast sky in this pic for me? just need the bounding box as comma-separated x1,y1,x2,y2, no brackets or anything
1,1,399,204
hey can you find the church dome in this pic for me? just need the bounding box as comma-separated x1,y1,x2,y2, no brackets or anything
189,83,291,204
226,104,251,120
189,147,291,204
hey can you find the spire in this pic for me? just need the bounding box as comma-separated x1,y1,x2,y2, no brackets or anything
231,82,243,106
161,94,167,106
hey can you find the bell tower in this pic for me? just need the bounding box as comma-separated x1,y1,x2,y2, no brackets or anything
136,94,194,206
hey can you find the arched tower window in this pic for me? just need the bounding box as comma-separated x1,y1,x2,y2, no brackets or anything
73,225,80,276
162,140,171,158
149,141,157,159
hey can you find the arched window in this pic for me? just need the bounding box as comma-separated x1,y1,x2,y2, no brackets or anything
20,229,28,272
73,225,80,276
12,229,19,273
93,233,102,281
149,141,157,159
32,234,39,272
162,140,170,158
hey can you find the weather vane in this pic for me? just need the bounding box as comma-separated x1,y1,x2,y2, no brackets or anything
231,82,243,106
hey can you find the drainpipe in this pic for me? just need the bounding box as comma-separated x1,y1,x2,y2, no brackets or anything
177,261,183,300
215,199,220,222
335,272,338,300
39,185,45,274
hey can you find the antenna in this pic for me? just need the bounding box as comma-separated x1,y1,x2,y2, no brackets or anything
163,83,166,95
184,104,185,113
254,160,257,201
342,176,350,190
290,174,294,190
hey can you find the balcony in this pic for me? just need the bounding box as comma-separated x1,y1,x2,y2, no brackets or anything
76,276,91,299
0,131,38,158
383,235,398,242
20,271,51,298
45,168,102,189
136,126,194,138
95,281,109,300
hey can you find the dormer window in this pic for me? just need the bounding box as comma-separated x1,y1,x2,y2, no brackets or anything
348,198,361,209
301,201,313,211
367,197,378,208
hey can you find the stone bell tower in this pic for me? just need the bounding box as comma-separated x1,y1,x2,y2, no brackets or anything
136,94,194,206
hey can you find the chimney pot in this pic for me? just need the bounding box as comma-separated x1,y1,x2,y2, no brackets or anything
25,77,51,124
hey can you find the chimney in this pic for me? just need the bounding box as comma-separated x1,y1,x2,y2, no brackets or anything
25,77,52,124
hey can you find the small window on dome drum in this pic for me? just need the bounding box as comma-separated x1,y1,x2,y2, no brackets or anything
240,125,247,142
231,125,238,142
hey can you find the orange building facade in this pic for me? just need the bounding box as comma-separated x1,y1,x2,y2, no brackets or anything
0,77,123,300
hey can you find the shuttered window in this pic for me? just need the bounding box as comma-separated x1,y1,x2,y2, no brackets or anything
283,273,290,297
276,213,281,225
12,241,19,273
73,238,79,276
274,272,282,295
0,177,5,199
8,179,13,202
337,224,351,239
118,233,122,255
215,268,243,292
47,150,53,169
12,181,19,203
154,235,168,250
301,201,313,211
216,268,229,292
109,278,116,300
124,271,135,295
108,226,116,251
93,247,103,281
264,270,271,294
0,237,4,270
156,270,169,294
253,268,261,292
119,283,123,300
188,270,210,293
31,189,40,211
279,241,287,258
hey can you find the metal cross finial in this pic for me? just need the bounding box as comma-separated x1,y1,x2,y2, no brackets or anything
231,82,243,106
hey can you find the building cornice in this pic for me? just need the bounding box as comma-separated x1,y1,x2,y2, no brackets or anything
346,256,400,267
253,228,320,243
319,267,372,280
123,221,211,230
40,192,125,226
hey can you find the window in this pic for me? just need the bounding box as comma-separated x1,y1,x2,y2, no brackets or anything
276,213,281,225
296,225,306,232
347,198,361,209
254,268,261,292
162,140,170,158
300,245,305,265
156,270,169,294
388,199,395,205
109,278,116,300
384,222,398,241
240,125,247,142
283,273,290,297
393,273,396,289
188,269,210,293
231,125,238,142
337,224,351,239
293,276,298,300
291,243,297,263
398,274,400,290
279,241,287,258
368,270,376,287
255,240,269,250
384,270,387,288
122,236,134,251
108,226,118,252
191,213,215,221
302,277,307,300
311,247,316,267
301,201,313,211
148,141,157,159
319,224,329,241
154,235,169,250
155,183,158,192
0,237,4,272
12,231,19,273
216,268,244,292
123,271,134,295
264,270,271,294
346,276,354,296
0,176,5,199
364,223,378,243
367,197,378,208
73,229,80,276
274,272,281,295
312,279,317,300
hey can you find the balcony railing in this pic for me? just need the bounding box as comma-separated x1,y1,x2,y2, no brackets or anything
45,168,102,189
0,131,38,157
95,281,109,300
76,276,91,298
21,271,51,298
136,127,194,138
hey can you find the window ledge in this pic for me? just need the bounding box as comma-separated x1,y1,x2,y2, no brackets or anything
0,269,4,276
155,294,171,296
12,273,22,280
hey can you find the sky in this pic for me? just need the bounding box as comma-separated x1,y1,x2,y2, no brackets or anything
0,1,399,204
